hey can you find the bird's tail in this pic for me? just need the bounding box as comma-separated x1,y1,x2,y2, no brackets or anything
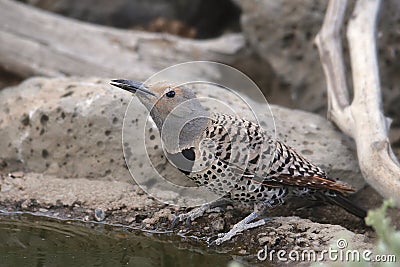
325,193,367,219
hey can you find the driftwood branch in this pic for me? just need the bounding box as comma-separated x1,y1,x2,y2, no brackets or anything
316,0,400,206
315,0,353,136
0,0,245,80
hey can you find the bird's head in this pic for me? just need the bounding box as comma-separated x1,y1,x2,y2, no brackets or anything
111,79,209,152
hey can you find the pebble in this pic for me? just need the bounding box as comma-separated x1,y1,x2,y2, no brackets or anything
211,218,225,231
258,235,279,246
258,233,267,238
38,208,48,213
8,171,24,178
238,249,247,255
94,208,106,221
21,200,29,209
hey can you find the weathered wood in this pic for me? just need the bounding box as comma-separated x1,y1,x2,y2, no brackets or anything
0,0,245,80
315,0,400,206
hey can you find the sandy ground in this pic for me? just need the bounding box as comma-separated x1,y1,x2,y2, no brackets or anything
2,169,397,265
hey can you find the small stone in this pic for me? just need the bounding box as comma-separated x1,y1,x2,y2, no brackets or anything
127,217,134,223
211,218,225,231
258,236,269,245
38,208,48,213
83,215,90,221
8,171,24,178
136,188,145,195
295,237,309,246
258,233,268,238
309,123,318,129
238,249,247,255
207,207,223,214
286,237,294,243
204,226,210,231
94,208,106,222
21,200,29,209
312,241,320,247
296,224,308,232
55,200,63,207
258,235,279,246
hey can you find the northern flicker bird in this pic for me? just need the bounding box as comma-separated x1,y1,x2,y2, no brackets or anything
110,79,366,245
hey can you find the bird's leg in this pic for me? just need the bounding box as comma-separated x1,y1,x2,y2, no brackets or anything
209,203,272,246
172,198,231,227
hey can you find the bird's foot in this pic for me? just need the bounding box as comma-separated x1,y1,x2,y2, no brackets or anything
172,199,230,227
172,203,211,227
208,212,271,246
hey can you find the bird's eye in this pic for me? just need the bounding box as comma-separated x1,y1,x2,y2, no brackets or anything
165,90,176,98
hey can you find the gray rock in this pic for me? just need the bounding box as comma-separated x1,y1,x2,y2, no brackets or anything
94,208,106,222
0,172,374,256
0,77,363,192
0,77,130,180
236,0,400,126
257,216,373,256
235,0,328,113
272,106,362,189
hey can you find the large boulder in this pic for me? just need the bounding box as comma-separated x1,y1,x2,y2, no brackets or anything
235,0,400,128
0,77,364,191
0,77,130,180
235,0,328,113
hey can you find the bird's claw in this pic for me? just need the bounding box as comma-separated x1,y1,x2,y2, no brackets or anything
171,215,180,228
171,206,208,228
208,214,272,246
171,214,191,228
207,232,236,246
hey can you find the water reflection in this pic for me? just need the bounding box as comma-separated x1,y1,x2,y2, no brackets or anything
0,212,231,267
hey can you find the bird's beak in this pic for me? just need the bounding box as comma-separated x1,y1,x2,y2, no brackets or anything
110,79,156,96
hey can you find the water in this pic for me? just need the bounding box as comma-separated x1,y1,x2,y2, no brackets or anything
0,212,232,267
